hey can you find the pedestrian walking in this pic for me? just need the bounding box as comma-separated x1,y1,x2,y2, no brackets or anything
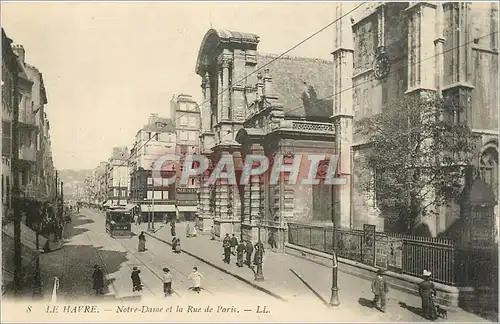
210,226,216,240
131,267,142,292
189,222,197,237
138,231,146,252
170,221,176,237
253,241,264,264
92,265,104,295
268,231,278,249
133,214,139,225
419,270,438,320
371,269,389,312
172,237,181,253
245,240,254,267
186,222,191,238
230,234,238,255
162,268,173,297
222,233,231,264
236,240,246,267
58,223,64,240
187,267,203,293
253,240,264,265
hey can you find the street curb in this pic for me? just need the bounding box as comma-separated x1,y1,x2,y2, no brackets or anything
145,232,288,302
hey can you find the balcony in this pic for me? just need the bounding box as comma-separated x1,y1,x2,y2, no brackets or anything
19,145,36,162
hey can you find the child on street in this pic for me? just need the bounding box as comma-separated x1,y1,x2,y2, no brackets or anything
187,267,203,293
162,268,172,296
371,269,389,312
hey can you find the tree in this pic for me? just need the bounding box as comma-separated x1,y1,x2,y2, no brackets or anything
356,94,478,234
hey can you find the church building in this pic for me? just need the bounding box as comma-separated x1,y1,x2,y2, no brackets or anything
195,2,498,249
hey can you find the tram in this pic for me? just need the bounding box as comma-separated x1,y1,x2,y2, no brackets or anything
105,205,133,238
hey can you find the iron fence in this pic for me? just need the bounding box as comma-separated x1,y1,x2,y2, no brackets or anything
287,222,496,287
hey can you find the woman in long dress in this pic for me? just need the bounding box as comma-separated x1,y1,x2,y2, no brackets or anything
419,270,438,321
173,237,181,253
92,265,104,295
138,231,146,252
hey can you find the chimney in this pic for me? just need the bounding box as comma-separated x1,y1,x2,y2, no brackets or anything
256,72,264,101
263,68,272,96
12,44,25,63
149,113,159,125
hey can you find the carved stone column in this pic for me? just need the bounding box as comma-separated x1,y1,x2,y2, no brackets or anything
197,159,213,233
221,59,230,121
201,73,211,133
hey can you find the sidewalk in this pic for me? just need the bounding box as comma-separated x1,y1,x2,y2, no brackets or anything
138,222,490,322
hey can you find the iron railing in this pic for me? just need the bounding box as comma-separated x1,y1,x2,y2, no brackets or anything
287,222,497,287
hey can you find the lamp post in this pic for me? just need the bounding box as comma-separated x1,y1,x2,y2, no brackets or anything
151,190,155,232
254,212,264,281
330,207,340,306
32,218,42,299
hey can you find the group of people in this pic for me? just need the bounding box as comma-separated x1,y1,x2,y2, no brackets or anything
131,266,203,296
371,268,440,321
221,233,264,268
93,262,204,297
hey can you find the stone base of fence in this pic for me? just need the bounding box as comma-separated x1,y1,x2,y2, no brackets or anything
285,242,462,308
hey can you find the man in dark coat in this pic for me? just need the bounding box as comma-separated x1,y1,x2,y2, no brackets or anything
230,234,238,255
253,240,264,265
371,269,389,312
92,265,104,295
419,270,438,320
170,220,176,237
268,231,278,249
236,240,246,267
245,240,254,267
222,233,231,264
131,267,142,292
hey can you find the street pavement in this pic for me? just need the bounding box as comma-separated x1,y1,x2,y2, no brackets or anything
37,208,276,305
141,220,493,323
32,209,494,322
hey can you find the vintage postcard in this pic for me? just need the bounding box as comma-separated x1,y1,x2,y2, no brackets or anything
1,1,498,322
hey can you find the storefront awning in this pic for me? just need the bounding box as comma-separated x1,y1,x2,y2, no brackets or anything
141,204,176,212
176,206,198,212
124,203,139,210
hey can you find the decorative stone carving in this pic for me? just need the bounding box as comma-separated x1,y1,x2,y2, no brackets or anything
292,121,334,133
221,59,230,68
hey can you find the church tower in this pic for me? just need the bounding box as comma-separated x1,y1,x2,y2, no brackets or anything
331,2,354,229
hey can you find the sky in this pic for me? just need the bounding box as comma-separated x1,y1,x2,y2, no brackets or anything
2,1,344,171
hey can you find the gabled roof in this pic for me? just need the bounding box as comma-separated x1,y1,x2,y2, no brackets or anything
141,117,175,133
254,53,333,119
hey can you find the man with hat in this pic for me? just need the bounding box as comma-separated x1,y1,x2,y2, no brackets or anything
371,268,389,312
418,270,437,320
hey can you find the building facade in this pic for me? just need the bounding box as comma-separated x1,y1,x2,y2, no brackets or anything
2,28,18,221
195,29,335,247
347,2,498,238
129,114,177,222
106,146,130,206
195,2,498,249
2,28,57,294
170,94,200,220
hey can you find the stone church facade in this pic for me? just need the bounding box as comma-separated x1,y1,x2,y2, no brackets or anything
194,2,498,248
348,2,498,239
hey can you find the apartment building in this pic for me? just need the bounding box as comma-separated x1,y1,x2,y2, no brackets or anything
129,113,177,222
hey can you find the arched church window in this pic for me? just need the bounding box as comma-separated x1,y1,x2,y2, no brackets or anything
480,146,498,198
